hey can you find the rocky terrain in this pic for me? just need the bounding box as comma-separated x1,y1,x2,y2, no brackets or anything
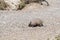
0,0,60,40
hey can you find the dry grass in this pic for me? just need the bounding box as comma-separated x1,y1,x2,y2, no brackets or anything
47,35,60,40
55,35,60,40
17,1,26,10
0,0,8,10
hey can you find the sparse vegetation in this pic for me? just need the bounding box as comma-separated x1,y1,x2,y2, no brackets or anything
47,35,60,40
55,35,60,40
20,0,49,6
17,0,49,10
0,0,8,10
17,1,26,10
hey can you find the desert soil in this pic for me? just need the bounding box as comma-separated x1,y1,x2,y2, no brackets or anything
0,0,60,40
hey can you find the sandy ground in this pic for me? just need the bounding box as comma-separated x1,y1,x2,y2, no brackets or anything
0,0,60,40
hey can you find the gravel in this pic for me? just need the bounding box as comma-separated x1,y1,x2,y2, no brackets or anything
0,0,60,40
